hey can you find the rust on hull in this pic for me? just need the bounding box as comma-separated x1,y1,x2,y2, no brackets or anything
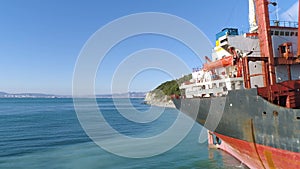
172,88,300,168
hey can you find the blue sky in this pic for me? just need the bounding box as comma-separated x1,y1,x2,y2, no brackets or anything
0,0,298,95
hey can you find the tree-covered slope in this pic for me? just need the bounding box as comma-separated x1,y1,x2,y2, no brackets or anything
152,74,192,97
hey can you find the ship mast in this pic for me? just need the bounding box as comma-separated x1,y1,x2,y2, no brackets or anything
298,0,300,57
254,0,277,86
249,0,258,33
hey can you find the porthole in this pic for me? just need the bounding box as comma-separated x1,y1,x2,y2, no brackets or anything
273,111,278,117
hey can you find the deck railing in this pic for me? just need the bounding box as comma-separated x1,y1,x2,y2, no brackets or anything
270,20,298,28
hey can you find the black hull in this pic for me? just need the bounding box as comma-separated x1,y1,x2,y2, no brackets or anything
173,88,300,153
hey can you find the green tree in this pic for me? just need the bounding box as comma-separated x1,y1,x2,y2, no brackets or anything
151,74,192,99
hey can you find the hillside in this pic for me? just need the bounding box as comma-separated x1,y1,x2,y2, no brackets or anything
144,74,192,107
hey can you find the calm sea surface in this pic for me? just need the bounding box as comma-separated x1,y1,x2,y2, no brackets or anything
0,98,247,169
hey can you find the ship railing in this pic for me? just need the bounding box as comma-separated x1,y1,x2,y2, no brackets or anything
180,77,244,93
270,20,298,28
192,67,202,72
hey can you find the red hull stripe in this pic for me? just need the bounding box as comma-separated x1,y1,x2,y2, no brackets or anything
215,133,300,169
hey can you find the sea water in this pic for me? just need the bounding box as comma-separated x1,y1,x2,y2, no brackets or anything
0,98,247,169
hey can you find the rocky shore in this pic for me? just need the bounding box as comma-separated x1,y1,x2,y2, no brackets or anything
144,92,175,108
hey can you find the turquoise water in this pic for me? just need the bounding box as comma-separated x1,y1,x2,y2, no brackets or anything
0,98,247,169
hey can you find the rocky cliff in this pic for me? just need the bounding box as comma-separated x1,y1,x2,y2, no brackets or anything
144,92,175,108
144,74,192,108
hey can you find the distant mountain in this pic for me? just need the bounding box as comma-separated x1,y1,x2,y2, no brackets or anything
0,92,62,98
96,92,146,98
0,91,146,98
0,92,8,96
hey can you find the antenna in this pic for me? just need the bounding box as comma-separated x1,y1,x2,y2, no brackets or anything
275,0,279,21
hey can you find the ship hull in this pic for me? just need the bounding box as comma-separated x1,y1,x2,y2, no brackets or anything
173,89,300,169
215,133,300,169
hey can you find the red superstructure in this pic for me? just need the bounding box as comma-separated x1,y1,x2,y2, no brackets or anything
210,0,300,168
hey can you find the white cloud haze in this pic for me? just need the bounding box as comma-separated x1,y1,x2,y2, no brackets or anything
281,2,299,21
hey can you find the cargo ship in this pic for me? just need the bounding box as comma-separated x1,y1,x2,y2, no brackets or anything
172,0,300,168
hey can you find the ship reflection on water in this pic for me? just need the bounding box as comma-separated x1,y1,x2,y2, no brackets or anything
208,149,250,169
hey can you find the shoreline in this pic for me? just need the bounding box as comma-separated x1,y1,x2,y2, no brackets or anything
144,92,176,108
143,100,176,108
